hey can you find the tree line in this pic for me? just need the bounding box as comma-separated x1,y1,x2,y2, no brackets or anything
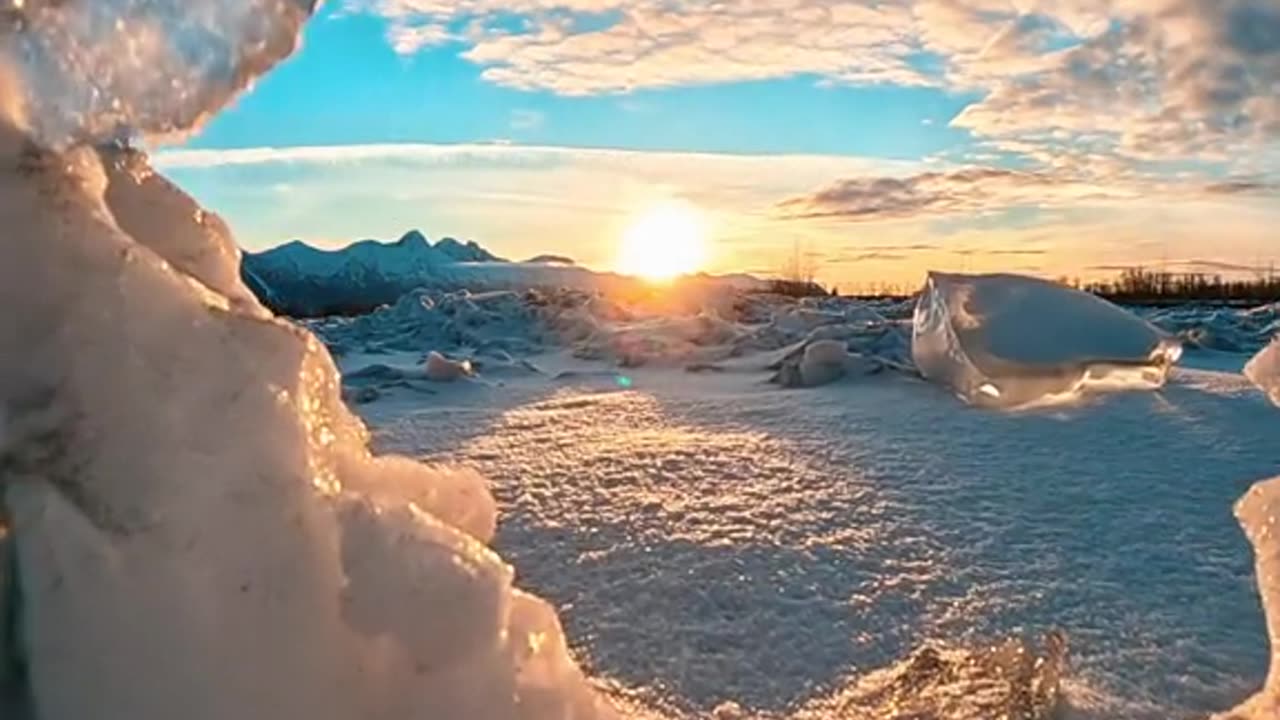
766,266,1280,304
1075,267,1280,305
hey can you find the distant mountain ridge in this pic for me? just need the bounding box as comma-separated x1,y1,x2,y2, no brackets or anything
241,230,505,316
241,230,770,318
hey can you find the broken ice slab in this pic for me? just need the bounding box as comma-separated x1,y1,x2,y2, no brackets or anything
913,272,1182,409
1246,338,1280,407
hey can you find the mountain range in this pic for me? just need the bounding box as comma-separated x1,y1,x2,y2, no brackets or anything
241,230,505,316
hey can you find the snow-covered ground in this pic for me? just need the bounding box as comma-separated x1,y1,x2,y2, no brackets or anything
348,345,1279,720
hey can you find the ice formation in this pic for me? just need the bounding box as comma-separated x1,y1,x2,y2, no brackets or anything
913,272,1183,408
425,350,475,382
769,339,881,388
0,3,612,720
1145,304,1278,355
1245,338,1280,407
99,143,264,312
1218,477,1280,720
0,0,318,148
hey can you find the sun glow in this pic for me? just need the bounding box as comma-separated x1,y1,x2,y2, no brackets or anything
617,201,708,282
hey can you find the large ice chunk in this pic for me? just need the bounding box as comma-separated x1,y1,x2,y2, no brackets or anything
913,272,1182,408
1246,338,1280,407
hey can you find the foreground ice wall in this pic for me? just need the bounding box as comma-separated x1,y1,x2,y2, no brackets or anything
1223,338,1280,717
913,272,1182,408
0,2,613,719
0,122,613,720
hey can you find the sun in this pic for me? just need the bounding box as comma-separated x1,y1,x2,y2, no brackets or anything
617,201,708,282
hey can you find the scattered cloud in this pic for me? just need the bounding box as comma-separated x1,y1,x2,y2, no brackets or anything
350,0,1280,174
387,22,452,53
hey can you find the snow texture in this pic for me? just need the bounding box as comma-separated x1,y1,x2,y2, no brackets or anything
371,364,1280,720
913,272,1183,408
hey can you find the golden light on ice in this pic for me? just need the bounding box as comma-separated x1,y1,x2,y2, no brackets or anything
617,201,708,282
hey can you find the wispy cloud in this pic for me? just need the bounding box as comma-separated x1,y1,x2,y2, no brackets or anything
776,166,1276,222
1089,259,1278,274
776,167,1126,221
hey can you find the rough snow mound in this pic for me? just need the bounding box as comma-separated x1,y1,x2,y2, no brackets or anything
0,128,612,719
307,285,920,386
1245,338,1280,407
0,0,316,148
914,272,1182,408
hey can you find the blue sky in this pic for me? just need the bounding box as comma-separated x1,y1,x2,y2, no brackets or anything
161,0,1280,289
191,7,978,158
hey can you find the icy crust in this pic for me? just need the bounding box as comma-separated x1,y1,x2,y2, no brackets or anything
0,135,612,720
310,287,916,390
1245,338,1280,407
0,0,317,148
913,272,1182,408
1217,477,1280,720
1145,304,1278,355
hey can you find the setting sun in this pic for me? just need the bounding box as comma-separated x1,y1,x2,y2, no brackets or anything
617,201,708,282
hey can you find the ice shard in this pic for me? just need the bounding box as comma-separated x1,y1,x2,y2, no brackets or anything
913,272,1182,408
1246,338,1280,407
